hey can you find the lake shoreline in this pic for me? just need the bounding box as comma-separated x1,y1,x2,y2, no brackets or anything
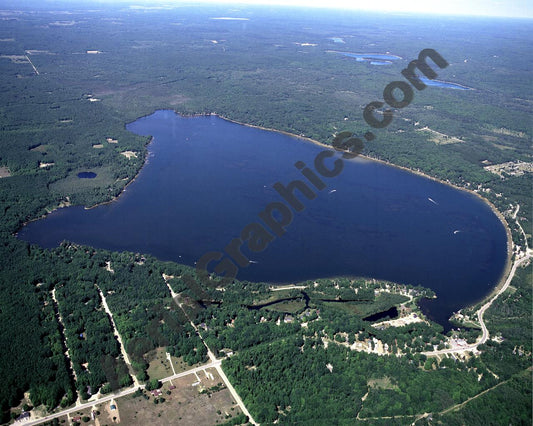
120,109,514,316
83,136,154,211
13,137,154,233
201,110,514,316
17,109,513,323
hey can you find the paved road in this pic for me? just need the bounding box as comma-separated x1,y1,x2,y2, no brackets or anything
423,252,531,356
423,204,531,357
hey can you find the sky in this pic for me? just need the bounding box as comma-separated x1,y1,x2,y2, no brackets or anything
110,0,533,19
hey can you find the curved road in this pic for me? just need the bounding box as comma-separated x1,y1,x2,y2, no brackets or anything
423,251,531,356
424,203,531,357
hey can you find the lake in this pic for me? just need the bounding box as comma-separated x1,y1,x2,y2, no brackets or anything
419,76,472,90
332,53,473,89
331,51,402,65
77,172,97,179
18,110,508,328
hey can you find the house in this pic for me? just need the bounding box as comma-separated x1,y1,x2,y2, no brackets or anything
110,404,116,410
219,348,234,357
16,412,30,421
169,385,176,390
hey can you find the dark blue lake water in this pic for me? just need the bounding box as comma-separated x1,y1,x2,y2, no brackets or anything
18,110,508,328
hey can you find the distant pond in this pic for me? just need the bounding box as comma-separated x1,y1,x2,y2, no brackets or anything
418,76,473,90
331,51,402,65
77,172,97,179
331,52,473,88
18,110,508,329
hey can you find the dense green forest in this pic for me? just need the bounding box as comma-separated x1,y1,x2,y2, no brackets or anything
216,266,532,424
0,1,530,424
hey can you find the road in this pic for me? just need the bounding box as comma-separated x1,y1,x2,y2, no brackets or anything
24,54,39,75
164,278,258,425
270,284,308,291
28,209,531,422
513,204,530,253
423,244,531,356
97,286,140,388
23,361,221,426
51,289,78,392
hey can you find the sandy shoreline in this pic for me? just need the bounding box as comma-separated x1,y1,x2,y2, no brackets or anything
203,111,514,312
15,109,514,315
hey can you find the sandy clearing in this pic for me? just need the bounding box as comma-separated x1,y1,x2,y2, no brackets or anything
120,151,138,159
105,399,121,423
416,126,463,145
372,312,425,328
0,166,11,178
26,50,54,55
1,54,29,64
105,261,114,273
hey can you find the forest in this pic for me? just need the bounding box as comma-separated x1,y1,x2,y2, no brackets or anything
214,267,531,423
0,1,530,424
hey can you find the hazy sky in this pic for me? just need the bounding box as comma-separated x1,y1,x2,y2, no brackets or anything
120,0,533,18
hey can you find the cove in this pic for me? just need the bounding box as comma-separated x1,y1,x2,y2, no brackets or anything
17,110,508,329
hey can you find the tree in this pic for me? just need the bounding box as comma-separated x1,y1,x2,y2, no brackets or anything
145,379,161,391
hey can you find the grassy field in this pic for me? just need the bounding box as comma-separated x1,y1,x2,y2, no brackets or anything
145,348,203,380
118,368,242,426
146,348,173,381
261,299,307,314
42,367,243,426
50,166,115,194
324,292,410,317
